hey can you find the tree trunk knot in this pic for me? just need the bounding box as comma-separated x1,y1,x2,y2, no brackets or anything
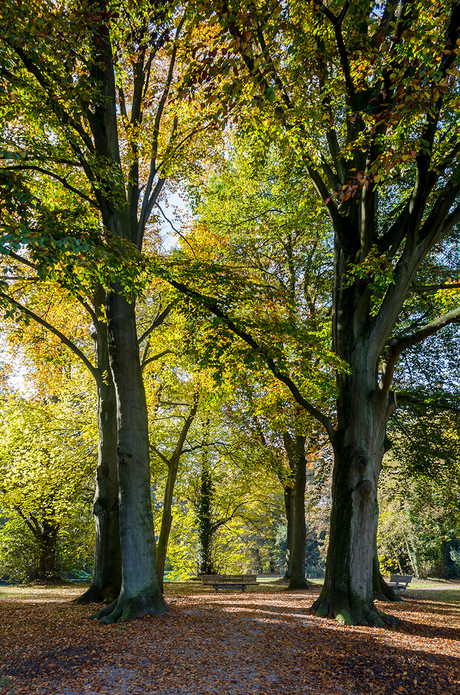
355,479,372,496
355,455,367,469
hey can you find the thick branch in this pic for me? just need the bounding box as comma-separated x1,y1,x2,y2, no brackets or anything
3,166,97,207
410,283,460,292
162,277,334,439
138,303,176,344
389,307,460,354
0,292,101,386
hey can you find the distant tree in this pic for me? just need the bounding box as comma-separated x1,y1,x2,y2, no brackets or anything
0,390,95,582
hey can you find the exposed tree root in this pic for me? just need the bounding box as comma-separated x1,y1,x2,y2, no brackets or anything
374,571,402,602
287,577,312,590
73,583,119,605
311,593,400,627
372,554,402,602
90,593,168,624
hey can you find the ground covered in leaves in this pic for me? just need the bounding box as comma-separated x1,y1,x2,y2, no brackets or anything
1,580,459,695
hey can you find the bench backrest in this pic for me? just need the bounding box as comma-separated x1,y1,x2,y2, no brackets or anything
200,574,256,582
390,574,412,584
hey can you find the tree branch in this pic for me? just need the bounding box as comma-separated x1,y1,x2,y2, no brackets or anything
141,349,173,371
150,445,170,467
138,302,176,344
0,292,101,386
2,166,97,207
389,306,460,355
161,277,335,439
410,283,460,292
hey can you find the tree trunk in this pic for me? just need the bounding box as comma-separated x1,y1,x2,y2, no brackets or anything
198,458,215,574
283,433,308,590
156,395,198,592
433,538,448,579
76,379,121,603
156,457,179,593
283,484,295,580
312,338,398,625
93,291,166,623
76,291,121,604
35,519,60,582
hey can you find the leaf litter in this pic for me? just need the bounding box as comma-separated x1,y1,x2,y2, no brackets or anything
0,583,459,695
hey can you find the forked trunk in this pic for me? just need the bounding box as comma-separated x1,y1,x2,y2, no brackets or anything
76,379,121,604
156,395,198,592
76,299,121,604
94,290,166,623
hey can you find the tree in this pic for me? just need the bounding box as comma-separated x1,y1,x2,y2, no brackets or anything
177,138,333,587
167,0,460,624
0,388,95,582
150,381,200,590
0,0,212,621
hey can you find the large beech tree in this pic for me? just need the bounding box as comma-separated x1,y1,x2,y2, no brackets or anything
164,0,460,625
0,0,204,621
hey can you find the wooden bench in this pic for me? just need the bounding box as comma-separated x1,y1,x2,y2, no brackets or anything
388,574,412,595
200,574,258,592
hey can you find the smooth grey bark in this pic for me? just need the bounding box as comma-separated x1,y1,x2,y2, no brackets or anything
283,433,308,589
196,0,460,627
311,325,397,625
2,0,184,622
155,394,199,592
95,292,166,623
76,379,120,603
4,286,121,596
86,2,174,622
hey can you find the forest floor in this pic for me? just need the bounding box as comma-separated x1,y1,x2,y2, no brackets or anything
1,579,459,695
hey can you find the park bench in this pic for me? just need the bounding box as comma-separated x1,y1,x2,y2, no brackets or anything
200,574,258,592
388,574,412,595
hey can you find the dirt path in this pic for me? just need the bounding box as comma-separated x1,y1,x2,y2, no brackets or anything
1,584,459,694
